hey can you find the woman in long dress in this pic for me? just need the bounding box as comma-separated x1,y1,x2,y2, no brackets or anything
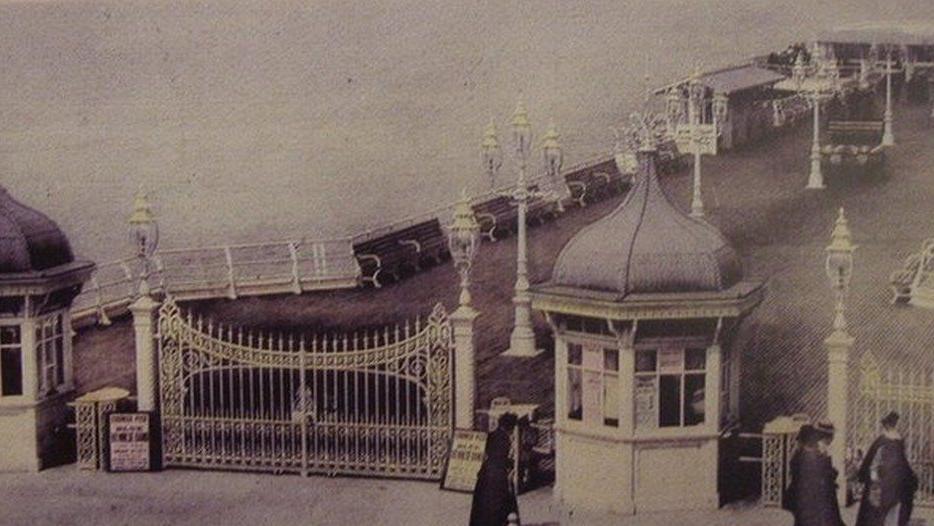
786,423,846,526
470,413,519,526
855,412,918,526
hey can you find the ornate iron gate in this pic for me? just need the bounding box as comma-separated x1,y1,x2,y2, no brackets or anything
158,297,454,479
850,352,934,507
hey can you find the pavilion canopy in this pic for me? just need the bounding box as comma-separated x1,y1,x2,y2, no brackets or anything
653,63,786,95
818,22,934,46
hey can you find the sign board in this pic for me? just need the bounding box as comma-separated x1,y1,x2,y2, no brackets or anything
635,376,657,429
441,429,488,493
675,124,717,155
108,413,152,472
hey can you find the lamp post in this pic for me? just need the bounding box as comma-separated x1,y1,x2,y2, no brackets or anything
128,190,159,296
882,51,896,146
502,99,546,357
797,49,828,190
448,189,482,428
447,189,481,307
481,119,504,191
824,207,857,506
129,190,161,413
688,68,706,218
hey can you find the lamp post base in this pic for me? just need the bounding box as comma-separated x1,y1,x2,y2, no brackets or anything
806,170,825,190
502,326,543,357
881,131,895,147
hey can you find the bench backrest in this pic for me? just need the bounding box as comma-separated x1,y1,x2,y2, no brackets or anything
353,218,443,253
827,120,883,146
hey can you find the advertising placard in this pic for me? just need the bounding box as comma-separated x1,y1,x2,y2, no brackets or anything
108,413,152,472
440,429,488,493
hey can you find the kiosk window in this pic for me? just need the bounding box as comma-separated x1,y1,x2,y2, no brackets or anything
635,348,707,429
0,326,22,396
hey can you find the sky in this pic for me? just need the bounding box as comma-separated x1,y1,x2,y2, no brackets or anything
0,0,931,261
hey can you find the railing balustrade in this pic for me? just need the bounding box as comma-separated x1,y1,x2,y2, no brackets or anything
71,238,360,327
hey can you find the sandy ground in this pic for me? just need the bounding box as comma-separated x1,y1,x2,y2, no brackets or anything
4,465,931,525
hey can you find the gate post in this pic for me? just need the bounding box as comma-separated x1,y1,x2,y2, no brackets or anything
451,304,479,429
826,329,854,506
131,291,161,412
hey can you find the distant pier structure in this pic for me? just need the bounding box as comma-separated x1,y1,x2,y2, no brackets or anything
815,22,934,102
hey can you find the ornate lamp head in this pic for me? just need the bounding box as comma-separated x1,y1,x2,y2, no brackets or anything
511,99,532,161
713,92,729,129
480,118,503,188
665,87,684,131
129,190,159,295
541,121,563,183
825,207,856,292
129,190,159,263
448,189,481,305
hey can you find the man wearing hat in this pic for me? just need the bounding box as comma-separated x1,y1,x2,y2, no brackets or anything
855,412,918,526
785,422,846,526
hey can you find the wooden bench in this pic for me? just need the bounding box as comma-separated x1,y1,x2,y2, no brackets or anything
889,239,934,304
473,195,517,242
353,218,448,287
823,120,886,176
563,158,622,207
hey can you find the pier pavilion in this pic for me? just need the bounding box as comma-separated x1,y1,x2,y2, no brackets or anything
0,186,93,472
530,121,763,514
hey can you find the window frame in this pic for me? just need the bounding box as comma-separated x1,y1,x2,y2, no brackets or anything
633,344,709,431
564,336,621,429
0,321,25,400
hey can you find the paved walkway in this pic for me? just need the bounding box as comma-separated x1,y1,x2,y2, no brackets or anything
2,466,931,525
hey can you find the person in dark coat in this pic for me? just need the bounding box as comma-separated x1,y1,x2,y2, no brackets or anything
786,422,846,526
470,412,519,526
855,412,918,526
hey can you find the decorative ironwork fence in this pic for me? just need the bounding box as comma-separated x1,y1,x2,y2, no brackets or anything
157,297,454,480
71,238,361,327
851,352,934,507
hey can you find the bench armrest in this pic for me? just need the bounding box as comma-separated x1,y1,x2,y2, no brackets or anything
398,239,422,253
356,253,382,268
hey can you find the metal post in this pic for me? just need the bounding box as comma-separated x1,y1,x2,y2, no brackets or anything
882,55,895,146
504,160,540,357
224,245,237,300
826,327,853,505
807,92,825,189
689,75,705,218
131,291,161,412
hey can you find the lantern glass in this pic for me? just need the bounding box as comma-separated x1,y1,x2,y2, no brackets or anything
713,94,728,124
825,249,853,289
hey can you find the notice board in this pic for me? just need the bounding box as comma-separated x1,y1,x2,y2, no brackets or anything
440,429,488,493
108,412,152,472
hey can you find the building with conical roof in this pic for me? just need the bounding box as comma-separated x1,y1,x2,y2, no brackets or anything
531,119,764,515
0,186,93,472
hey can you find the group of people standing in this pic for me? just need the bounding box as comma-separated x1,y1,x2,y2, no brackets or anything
785,412,919,526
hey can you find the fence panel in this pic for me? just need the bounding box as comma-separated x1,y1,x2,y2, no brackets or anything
850,352,934,507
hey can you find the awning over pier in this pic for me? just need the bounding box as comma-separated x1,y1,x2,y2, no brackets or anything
653,63,786,95
818,22,934,46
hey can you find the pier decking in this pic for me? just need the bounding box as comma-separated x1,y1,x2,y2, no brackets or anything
73,97,934,430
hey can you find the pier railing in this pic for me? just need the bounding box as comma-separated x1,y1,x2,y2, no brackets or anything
350,151,616,245
71,238,360,328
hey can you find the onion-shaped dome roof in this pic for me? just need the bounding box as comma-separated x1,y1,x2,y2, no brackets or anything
0,186,75,273
552,144,742,295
